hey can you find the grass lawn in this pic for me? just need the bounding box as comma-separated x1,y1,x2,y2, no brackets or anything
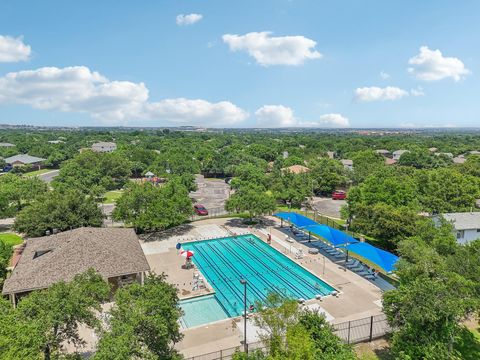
24,168,52,177
103,190,124,204
0,233,23,246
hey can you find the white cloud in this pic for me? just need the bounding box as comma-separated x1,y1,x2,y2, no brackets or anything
255,105,349,128
380,71,390,80
255,105,297,127
318,113,350,127
0,66,248,125
222,31,322,66
176,13,203,26
408,46,470,81
0,35,31,63
410,87,425,97
354,86,409,102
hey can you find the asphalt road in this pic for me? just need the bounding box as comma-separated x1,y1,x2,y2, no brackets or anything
311,196,346,219
189,174,231,217
38,170,60,183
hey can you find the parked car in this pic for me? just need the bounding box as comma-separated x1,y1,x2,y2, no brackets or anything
332,190,346,200
194,204,209,216
2,164,13,173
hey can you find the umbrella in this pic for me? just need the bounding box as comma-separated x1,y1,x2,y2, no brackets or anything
180,250,194,258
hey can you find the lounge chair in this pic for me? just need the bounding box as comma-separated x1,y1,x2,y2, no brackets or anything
346,260,362,269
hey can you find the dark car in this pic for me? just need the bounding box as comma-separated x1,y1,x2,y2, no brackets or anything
194,204,209,216
332,190,347,200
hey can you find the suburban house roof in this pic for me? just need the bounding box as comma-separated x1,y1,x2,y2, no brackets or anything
428,147,438,152
340,159,353,166
281,164,310,174
393,150,409,155
375,149,390,155
385,158,397,165
470,150,480,155
442,212,480,231
0,142,15,147
4,154,46,164
2,227,150,295
92,141,116,147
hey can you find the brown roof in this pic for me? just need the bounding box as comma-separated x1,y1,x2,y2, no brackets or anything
282,164,310,174
2,228,150,295
385,158,397,165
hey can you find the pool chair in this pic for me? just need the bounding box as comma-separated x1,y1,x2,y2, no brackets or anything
346,259,363,270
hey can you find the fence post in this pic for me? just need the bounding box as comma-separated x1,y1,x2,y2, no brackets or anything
220,349,223,359
347,321,351,344
369,316,374,342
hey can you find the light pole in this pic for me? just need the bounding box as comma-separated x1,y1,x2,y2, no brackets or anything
240,279,248,354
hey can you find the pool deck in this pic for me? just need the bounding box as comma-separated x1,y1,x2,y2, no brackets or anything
142,216,391,358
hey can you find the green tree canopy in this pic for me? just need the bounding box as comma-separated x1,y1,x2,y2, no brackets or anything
226,183,276,221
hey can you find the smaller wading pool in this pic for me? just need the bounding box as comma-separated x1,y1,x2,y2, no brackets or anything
179,294,228,329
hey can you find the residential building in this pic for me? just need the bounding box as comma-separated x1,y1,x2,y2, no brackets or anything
440,212,480,245
340,159,353,171
375,149,390,157
392,150,409,161
2,227,150,306
453,156,466,164
4,154,46,168
282,151,289,159
326,151,335,159
434,152,453,158
385,158,397,166
91,142,117,153
0,142,15,147
281,164,310,174
428,147,438,153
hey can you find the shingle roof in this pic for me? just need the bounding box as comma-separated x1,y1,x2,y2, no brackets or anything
341,159,353,165
0,142,15,147
2,227,150,295
4,154,46,164
442,212,480,230
281,164,310,174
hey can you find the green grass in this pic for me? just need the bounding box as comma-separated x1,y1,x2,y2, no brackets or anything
0,233,23,246
24,168,52,177
103,190,124,204
456,326,480,360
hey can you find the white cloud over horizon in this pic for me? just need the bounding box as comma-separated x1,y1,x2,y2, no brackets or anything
255,105,349,128
0,66,248,125
354,86,409,102
0,35,31,63
176,13,203,26
222,31,322,66
408,46,470,81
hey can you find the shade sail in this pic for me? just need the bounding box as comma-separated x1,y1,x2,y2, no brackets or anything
274,212,317,228
303,225,359,247
345,242,399,273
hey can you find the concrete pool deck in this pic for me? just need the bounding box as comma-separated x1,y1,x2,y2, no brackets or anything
142,216,390,358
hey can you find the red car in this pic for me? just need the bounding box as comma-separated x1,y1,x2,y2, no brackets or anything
194,204,209,216
332,190,347,200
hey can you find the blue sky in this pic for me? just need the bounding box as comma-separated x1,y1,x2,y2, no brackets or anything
0,0,479,128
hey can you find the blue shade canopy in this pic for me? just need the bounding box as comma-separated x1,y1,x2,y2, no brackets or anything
303,225,359,247
274,212,317,228
345,242,399,273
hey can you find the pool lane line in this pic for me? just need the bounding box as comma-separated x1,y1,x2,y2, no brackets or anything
203,240,267,303
214,238,280,300
188,243,241,316
240,236,332,297
230,236,313,299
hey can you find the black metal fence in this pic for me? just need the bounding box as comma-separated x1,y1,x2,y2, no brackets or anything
184,314,390,360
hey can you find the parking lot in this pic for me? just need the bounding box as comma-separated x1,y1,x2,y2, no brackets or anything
189,175,231,218
311,196,346,219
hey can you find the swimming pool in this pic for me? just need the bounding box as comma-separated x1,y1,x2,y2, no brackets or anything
181,234,335,323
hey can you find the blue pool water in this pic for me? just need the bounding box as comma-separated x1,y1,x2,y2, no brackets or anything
179,294,229,328
181,234,335,322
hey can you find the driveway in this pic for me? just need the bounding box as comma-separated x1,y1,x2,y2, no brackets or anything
189,175,231,218
311,196,346,219
38,170,60,183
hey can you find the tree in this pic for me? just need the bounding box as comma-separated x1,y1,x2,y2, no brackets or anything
226,184,276,221
350,150,385,183
0,241,12,288
113,178,192,233
14,189,103,237
94,273,183,360
309,158,347,195
0,174,48,218
0,269,110,360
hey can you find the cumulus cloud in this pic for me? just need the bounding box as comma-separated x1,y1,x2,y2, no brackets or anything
255,105,297,127
255,105,349,128
408,46,470,81
222,31,322,66
0,66,248,125
354,86,409,102
176,13,203,26
0,35,31,63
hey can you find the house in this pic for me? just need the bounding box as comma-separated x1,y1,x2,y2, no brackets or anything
434,152,453,158
453,156,466,164
340,159,353,171
47,140,65,144
440,212,480,245
0,142,15,147
91,142,117,153
326,151,335,159
470,150,480,155
2,227,150,306
392,150,409,161
281,164,310,174
4,154,46,168
375,149,390,157
385,158,397,166
282,151,289,159
428,147,438,153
